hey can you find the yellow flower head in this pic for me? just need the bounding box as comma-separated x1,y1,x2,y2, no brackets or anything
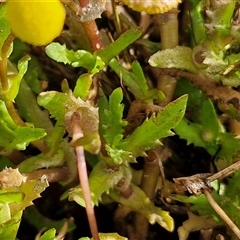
120,0,181,14
6,0,66,46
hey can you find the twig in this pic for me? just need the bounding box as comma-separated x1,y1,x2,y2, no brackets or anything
71,112,100,240
204,189,240,239
207,160,240,182
158,68,240,117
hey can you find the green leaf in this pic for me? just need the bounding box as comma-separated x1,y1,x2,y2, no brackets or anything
39,228,56,240
0,100,46,151
18,149,65,173
5,55,30,101
175,78,206,122
109,58,147,100
218,133,240,160
73,73,92,99
10,176,49,215
100,88,127,146
24,206,76,234
109,59,164,101
0,4,11,55
45,43,96,70
0,211,22,240
119,95,188,157
80,233,128,240
95,28,142,64
109,183,174,232
69,161,124,206
38,91,100,154
0,192,24,204
188,0,207,45
201,99,220,142
149,46,198,73
174,118,218,155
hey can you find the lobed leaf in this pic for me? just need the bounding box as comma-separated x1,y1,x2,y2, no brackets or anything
109,183,174,232
99,88,127,146
69,161,124,206
109,59,164,101
38,91,100,154
118,95,188,157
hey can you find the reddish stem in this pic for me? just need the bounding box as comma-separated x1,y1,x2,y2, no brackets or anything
78,0,103,51
71,112,100,240
79,0,89,7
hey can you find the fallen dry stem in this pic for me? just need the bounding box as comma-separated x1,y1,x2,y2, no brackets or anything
158,68,240,116
204,189,240,239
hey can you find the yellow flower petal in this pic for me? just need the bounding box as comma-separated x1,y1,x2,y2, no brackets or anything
6,0,66,46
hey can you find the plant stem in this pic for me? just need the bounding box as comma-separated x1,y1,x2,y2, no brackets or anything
204,189,240,239
71,112,100,240
134,9,180,238
156,9,179,105
134,151,160,239
78,0,103,51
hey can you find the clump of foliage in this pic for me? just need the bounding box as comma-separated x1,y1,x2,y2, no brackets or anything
1,0,240,240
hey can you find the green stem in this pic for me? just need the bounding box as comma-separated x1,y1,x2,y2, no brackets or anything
134,9,180,237
134,152,160,239
156,9,179,105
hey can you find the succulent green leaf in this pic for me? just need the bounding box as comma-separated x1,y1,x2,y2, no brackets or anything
69,161,124,206
95,28,142,64
119,95,188,157
45,43,96,70
109,183,174,232
149,46,198,73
